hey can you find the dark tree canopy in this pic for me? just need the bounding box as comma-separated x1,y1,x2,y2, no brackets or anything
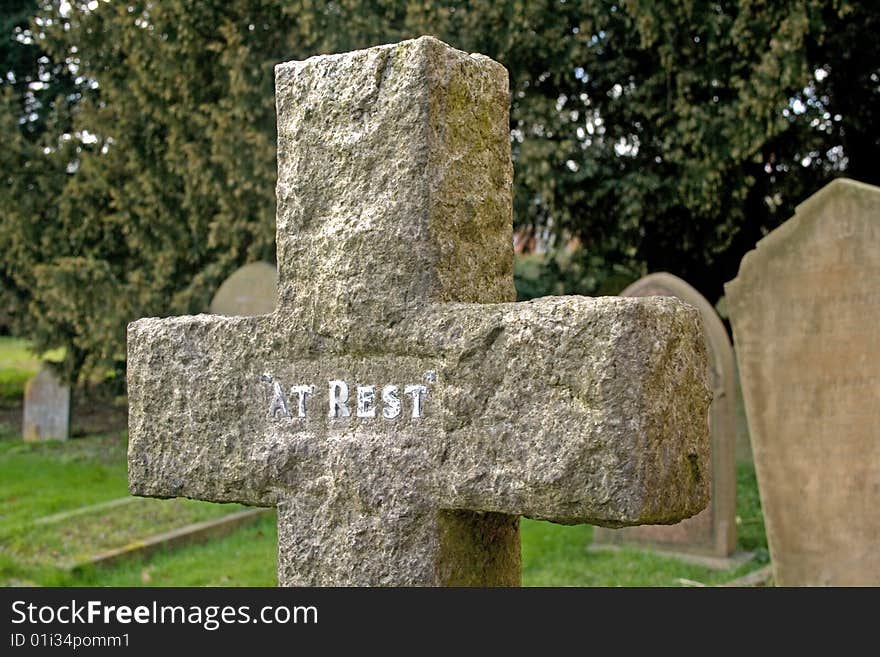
0,0,79,337
0,0,875,382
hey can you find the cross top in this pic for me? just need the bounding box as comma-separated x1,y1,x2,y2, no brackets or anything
274,37,514,336
128,36,710,586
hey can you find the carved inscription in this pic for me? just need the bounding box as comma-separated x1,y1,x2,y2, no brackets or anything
262,373,433,421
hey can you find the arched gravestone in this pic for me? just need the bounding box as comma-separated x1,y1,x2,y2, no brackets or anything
209,262,277,316
726,178,880,586
593,273,738,564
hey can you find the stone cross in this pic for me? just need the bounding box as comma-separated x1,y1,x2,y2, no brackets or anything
128,36,710,586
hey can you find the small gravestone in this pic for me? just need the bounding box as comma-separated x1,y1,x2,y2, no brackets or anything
726,178,880,586
127,37,711,586
209,262,277,316
593,273,740,567
23,365,70,442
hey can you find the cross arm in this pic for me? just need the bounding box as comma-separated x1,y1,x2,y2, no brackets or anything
415,295,711,526
127,313,284,507
127,297,710,528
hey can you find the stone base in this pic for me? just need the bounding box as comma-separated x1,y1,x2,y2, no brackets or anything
586,542,755,571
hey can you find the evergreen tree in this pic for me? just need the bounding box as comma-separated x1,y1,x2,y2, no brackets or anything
0,0,79,337
1,1,875,382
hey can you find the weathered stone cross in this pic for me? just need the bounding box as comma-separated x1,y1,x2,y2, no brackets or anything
128,36,710,586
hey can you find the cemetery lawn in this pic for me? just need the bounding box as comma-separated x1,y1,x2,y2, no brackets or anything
0,337,267,586
521,463,769,586
1,336,769,586
0,428,767,586
0,433,258,585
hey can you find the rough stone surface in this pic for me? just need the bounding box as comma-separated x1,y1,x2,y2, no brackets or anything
128,36,711,586
23,365,70,442
726,178,880,586
209,262,277,316
595,273,737,558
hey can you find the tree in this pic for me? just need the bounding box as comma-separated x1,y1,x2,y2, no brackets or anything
0,0,79,336
1,1,875,382
507,1,877,303
3,1,288,381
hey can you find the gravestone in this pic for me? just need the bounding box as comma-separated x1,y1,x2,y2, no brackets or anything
128,36,711,586
23,365,70,442
593,273,738,566
733,360,753,464
726,178,880,586
209,262,277,316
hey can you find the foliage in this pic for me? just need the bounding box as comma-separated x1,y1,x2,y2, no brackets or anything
0,0,77,138
0,336,63,400
0,0,79,338
570,0,876,302
1,1,875,381
513,251,638,300
1,1,284,380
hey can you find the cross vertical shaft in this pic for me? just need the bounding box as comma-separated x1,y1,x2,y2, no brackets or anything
272,36,522,585
274,37,515,337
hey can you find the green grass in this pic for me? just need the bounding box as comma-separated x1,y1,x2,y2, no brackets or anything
62,464,766,587
0,429,768,586
0,432,257,585
521,462,768,586
70,514,278,587
0,434,129,532
0,346,258,586
4,497,249,569
0,426,768,586
734,459,768,556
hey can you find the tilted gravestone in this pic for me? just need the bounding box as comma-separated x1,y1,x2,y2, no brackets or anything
726,178,880,586
593,273,738,566
128,37,711,586
209,262,277,317
23,365,70,442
